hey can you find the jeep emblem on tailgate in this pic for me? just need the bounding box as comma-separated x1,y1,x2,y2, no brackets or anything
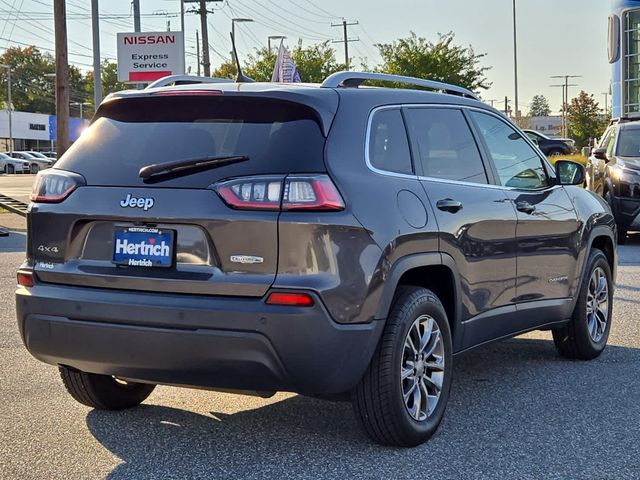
120,194,155,211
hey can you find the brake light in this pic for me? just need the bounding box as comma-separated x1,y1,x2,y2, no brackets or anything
214,174,344,211
17,271,34,287
30,170,85,203
266,292,314,307
152,90,224,96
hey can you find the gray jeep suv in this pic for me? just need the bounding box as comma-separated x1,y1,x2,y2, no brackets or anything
16,72,617,447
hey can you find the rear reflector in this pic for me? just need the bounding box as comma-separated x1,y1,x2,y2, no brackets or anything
31,169,85,203
214,174,344,212
17,271,34,287
266,292,315,307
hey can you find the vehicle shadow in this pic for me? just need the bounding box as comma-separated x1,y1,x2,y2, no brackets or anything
87,338,640,480
0,232,26,253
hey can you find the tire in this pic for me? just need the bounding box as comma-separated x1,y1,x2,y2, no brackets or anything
352,286,453,447
59,366,156,410
548,148,563,156
6,164,14,174
552,249,613,360
617,227,628,245
30,164,39,174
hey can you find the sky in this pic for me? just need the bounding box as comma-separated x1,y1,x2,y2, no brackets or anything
0,0,611,114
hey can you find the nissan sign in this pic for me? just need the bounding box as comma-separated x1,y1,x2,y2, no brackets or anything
117,31,185,83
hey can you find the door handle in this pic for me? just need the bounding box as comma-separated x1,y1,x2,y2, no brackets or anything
436,198,463,213
516,201,536,214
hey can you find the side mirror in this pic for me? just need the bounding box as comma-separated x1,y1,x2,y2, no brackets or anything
555,160,586,186
593,148,609,161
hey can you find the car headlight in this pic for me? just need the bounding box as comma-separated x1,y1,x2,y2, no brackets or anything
610,164,640,182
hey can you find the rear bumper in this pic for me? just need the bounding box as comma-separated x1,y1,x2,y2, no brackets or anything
16,283,384,395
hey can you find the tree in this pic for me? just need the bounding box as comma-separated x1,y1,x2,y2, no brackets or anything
528,95,551,117
375,32,491,92
84,60,128,115
567,91,608,149
212,41,344,83
0,46,88,115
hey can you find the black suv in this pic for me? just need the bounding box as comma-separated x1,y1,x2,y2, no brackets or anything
523,129,575,156
587,119,640,243
16,72,617,447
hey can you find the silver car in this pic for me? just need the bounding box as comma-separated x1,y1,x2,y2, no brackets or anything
0,152,29,174
9,151,53,173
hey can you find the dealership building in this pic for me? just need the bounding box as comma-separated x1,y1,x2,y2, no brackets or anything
0,110,87,152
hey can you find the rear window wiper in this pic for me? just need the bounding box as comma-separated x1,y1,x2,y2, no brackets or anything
139,155,249,182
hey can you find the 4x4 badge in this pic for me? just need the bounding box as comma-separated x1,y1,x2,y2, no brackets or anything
230,255,264,264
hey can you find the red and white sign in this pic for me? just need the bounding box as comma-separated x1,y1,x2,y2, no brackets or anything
117,32,185,83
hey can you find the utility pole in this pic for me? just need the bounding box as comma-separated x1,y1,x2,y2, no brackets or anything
551,75,581,137
504,96,511,116
91,0,102,108
512,0,519,119
54,0,70,157
0,65,12,153
331,19,359,70
199,0,210,76
132,0,141,32
196,30,201,76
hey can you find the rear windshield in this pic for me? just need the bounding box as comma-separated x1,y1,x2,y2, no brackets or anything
57,96,327,188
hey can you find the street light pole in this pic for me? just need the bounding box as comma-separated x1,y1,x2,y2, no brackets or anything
0,65,12,154
231,18,253,63
91,0,102,108
268,35,286,54
512,0,519,119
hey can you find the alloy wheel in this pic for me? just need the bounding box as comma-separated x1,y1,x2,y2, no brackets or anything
401,314,445,421
586,266,609,343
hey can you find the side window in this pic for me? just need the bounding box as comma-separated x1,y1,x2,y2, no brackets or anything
404,108,488,184
470,111,550,189
599,128,612,149
368,109,413,175
605,128,617,157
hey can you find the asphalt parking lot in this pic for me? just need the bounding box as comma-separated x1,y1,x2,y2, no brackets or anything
1,215,639,479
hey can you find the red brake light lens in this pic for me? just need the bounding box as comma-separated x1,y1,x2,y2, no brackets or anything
266,292,315,307
214,174,344,212
152,90,224,96
215,176,283,210
17,271,34,287
30,170,85,203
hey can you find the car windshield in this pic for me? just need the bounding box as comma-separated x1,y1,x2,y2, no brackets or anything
528,130,550,140
616,128,640,156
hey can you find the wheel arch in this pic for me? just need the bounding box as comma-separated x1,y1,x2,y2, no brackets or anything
375,253,463,349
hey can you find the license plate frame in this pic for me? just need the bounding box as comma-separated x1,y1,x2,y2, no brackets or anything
112,227,175,268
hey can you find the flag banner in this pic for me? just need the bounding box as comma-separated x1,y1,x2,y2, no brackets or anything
271,42,302,83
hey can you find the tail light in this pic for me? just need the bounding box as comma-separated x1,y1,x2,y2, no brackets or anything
31,169,85,203
266,292,314,307
214,174,344,211
17,271,34,287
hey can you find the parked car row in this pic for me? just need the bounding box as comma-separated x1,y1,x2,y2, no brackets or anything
0,151,56,174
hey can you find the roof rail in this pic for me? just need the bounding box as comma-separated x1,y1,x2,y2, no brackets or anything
146,75,233,89
320,71,479,100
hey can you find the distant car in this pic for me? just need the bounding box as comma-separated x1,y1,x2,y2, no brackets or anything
0,152,29,174
40,151,57,159
523,129,575,156
9,151,53,173
586,120,640,243
25,151,50,159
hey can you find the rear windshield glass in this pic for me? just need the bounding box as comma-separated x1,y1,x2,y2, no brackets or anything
57,96,326,188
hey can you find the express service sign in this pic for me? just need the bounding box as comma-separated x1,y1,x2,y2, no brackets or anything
117,32,185,83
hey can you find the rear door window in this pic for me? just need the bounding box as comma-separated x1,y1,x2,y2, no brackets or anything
368,108,413,175
404,108,488,184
